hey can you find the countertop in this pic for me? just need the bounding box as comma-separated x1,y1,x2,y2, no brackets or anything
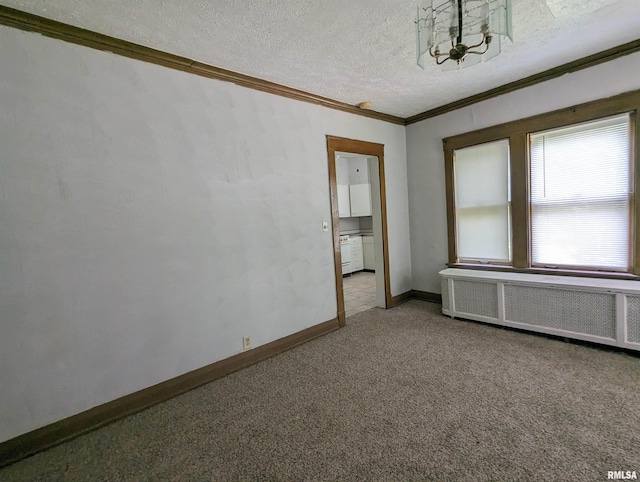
339,231,373,236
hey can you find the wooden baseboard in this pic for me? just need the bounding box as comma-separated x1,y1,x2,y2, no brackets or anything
411,290,443,304
0,317,340,469
388,289,443,308
388,290,413,308
1,286,444,467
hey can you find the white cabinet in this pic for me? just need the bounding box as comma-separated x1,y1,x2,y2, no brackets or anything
336,155,372,218
337,185,351,218
363,235,375,270
336,156,351,218
350,235,364,272
349,184,372,217
336,156,350,185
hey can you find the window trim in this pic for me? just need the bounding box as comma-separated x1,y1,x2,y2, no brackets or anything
443,89,640,278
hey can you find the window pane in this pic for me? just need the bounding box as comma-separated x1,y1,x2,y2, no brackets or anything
530,114,630,270
457,205,510,260
454,140,511,262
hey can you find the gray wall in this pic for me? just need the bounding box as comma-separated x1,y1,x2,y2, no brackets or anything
406,51,640,294
0,26,411,442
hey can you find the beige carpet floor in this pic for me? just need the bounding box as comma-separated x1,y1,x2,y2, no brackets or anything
2,300,639,481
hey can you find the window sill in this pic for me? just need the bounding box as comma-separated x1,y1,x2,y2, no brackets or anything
446,263,640,281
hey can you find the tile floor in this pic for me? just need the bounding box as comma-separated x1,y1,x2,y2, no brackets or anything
343,271,377,318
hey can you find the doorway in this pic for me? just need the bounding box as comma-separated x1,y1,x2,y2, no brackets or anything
326,136,391,327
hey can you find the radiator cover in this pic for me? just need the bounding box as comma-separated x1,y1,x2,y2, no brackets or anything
440,268,640,351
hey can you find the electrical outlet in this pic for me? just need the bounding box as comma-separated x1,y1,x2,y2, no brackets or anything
242,337,252,350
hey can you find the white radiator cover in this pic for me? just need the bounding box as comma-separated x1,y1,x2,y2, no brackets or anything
440,268,640,351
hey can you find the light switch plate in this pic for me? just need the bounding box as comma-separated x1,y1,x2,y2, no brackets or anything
322,221,329,232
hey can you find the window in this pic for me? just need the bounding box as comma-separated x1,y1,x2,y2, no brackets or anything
530,115,631,270
443,90,640,276
454,140,511,263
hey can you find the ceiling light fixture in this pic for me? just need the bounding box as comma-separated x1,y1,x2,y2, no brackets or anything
416,0,512,70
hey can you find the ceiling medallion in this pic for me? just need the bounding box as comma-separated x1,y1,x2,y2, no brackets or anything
416,0,512,70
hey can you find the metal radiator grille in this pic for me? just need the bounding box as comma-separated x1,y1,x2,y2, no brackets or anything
453,280,498,319
504,285,616,339
625,296,640,343
441,279,450,311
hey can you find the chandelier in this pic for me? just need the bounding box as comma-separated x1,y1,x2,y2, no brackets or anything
416,0,512,69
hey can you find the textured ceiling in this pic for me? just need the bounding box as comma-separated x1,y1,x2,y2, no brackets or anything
2,0,640,118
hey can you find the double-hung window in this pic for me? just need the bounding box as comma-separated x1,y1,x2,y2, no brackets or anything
444,90,638,276
454,140,511,263
530,115,631,271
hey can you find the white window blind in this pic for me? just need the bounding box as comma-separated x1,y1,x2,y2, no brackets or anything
530,114,631,270
454,139,511,262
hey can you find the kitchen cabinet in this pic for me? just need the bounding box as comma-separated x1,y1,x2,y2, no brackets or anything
336,155,372,218
363,235,375,270
349,184,372,217
337,185,351,218
350,235,364,272
336,156,351,218
336,156,350,184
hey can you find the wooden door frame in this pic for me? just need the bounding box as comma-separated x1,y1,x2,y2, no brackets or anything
326,135,392,326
